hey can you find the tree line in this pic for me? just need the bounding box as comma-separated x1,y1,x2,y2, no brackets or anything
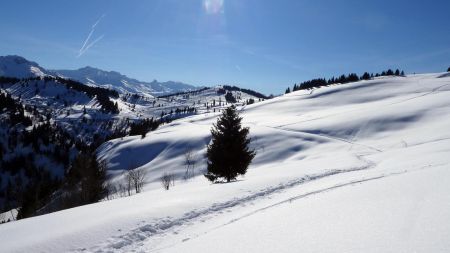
286,68,405,93
157,87,209,99
222,85,268,99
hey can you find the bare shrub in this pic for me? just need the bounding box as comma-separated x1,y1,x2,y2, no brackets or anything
183,147,196,180
125,171,133,196
126,167,146,194
161,172,175,190
105,183,116,200
117,184,128,198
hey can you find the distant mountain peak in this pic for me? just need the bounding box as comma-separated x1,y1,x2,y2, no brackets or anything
54,66,196,96
0,55,48,78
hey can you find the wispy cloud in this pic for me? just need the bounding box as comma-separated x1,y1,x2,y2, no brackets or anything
77,14,106,58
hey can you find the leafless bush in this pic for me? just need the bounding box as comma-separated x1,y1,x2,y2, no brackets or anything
183,148,196,180
161,172,175,190
117,184,128,198
105,183,116,200
125,170,133,196
126,167,146,194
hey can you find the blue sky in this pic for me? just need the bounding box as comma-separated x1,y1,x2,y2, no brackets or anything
1,0,449,94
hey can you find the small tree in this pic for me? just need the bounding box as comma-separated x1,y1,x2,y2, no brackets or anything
183,147,196,180
205,106,255,183
125,170,133,196
126,167,146,194
161,172,175,190
361,72,371,80
225,92,236,103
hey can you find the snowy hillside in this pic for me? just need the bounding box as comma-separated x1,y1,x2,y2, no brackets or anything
0,57,267,221
0,55,49,78
0,55,265,135
54,67,196,96
1,73,450,252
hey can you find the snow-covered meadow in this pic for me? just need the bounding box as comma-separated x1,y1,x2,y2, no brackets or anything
1,73,449,252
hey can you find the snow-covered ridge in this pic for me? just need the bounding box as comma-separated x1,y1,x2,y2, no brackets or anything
1,72,449,252
0,55,49,78
53,66,196,96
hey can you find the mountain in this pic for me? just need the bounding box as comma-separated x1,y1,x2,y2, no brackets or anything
1,72,449,252
54,66,197,96
0,55,197,96
0,55,49,78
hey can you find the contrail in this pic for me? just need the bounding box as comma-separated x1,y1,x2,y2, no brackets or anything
77,14,106,58
92,14,106,29
81,35,105,55
78,29,95,56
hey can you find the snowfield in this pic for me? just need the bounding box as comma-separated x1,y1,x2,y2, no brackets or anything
1,73,450,252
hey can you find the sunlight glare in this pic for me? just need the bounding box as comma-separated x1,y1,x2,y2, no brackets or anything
203,0,224,15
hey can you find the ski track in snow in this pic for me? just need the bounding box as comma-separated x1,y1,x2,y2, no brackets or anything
77,158,375,253
142,161,444,253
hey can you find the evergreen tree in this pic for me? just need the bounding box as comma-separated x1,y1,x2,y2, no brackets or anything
447,67,450,72
205,106,255,183
361,72,371,80
401,70,405,76
285,87,291,94
66,153,107,205
347,73,359,82
225,92,237,103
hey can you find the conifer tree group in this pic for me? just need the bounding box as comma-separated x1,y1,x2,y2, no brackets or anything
286,68,406,94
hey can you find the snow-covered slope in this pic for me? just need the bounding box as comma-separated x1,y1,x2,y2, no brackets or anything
1,73,450,252
54,67,196,96
0,55,49,78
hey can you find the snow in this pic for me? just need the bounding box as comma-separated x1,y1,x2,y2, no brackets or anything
163,164,450,253
0,209,17,224
0,55,48,78
54,66,196,96
0,55,197,97
1,73,450,252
